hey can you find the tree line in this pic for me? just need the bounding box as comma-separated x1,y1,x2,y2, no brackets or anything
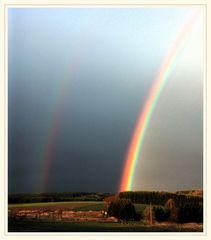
107,192,203,223
8,192,112,204
118,191,203,207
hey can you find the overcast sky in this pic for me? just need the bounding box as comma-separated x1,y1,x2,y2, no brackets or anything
8,7,204,193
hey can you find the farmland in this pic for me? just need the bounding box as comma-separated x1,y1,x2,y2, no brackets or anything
8,219,202,232
8,190,203,232
8,201,105,211
8,200,203,232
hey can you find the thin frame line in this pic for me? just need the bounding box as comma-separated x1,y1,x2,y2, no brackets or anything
4,3,207,236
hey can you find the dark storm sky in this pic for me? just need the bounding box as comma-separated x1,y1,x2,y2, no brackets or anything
8,8,204,193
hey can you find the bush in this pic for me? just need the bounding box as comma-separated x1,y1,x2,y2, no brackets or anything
107,198,136,220
104,195,118,211
143,206,154,224
177,203,203,223
134,212,142,221
153,206,170,222
165,198,178,222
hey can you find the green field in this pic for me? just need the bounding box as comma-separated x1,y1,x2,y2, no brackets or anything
8,201,203,232
8,201,148,212
8,201,104,211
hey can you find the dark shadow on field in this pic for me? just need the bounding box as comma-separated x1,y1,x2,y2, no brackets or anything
8,220,203,232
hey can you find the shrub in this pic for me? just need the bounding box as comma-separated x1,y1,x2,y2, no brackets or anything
153,206,170,222
143,206,154,224
134,212,142,221
107,198,136,220
165,198,178,222
104,195,118,211
177,203,203,223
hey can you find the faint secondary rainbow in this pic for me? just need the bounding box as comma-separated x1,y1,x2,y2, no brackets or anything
119,9,203,192
37,23,95,193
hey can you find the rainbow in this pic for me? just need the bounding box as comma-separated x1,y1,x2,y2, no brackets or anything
119,9,202,192
37,24,95,193
37,91,67,193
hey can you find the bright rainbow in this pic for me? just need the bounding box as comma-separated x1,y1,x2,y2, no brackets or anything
119,9,202,192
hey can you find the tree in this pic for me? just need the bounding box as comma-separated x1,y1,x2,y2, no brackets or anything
177,202,203,223
143,205,155,224
153,206,170,222
165,198,178,222
103,195,118,212
107,198,136,220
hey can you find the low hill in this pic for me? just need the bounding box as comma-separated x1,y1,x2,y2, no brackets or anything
118,190,203,206
175,189,203,196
